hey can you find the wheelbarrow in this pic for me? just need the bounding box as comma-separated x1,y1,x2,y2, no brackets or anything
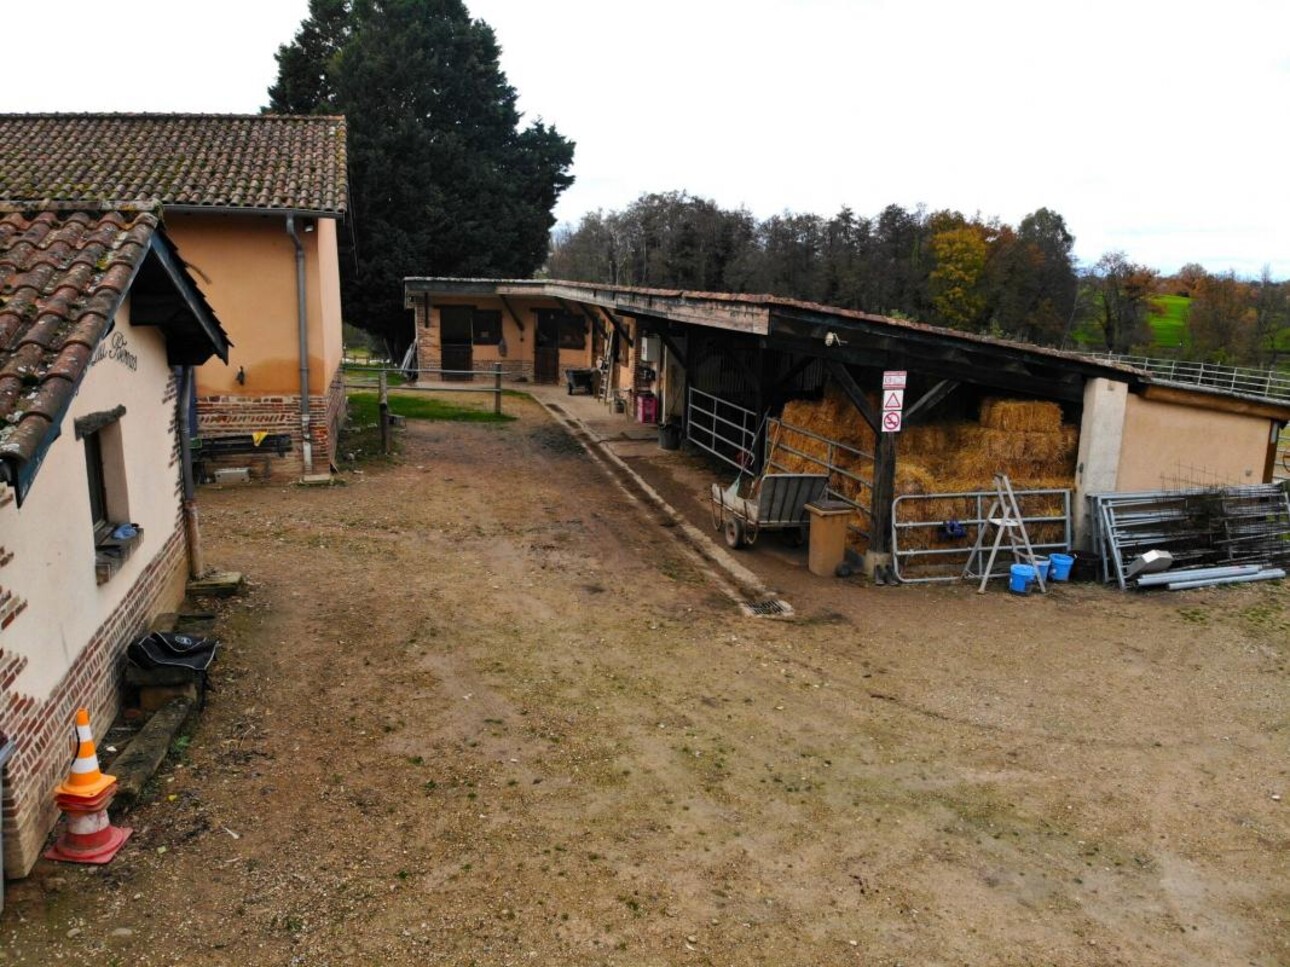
710,472,828,549
564,368,598,395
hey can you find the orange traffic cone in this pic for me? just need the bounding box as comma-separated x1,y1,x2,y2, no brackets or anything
54,708,116,799
45,708,131,865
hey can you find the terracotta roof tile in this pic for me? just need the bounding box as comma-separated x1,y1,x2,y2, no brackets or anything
0,208,158,471
0,114,347,215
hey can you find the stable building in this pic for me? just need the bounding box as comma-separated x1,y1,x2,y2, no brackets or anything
0,204,229,878
405,278,1290,574
0,113,348,479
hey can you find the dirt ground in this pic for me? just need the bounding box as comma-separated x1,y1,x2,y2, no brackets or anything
3,392,1288,966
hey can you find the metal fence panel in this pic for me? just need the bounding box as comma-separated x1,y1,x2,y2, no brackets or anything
765,417,874,542
891,488,1072,583
687,388,759,471
1086,352,1290,402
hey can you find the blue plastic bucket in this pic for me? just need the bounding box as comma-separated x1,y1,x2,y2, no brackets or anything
1033,557,1050,580
1009,563,1036,594
1049,553,1075,582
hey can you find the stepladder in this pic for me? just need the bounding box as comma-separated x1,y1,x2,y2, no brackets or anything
598,326,616,404
965,473,1048,594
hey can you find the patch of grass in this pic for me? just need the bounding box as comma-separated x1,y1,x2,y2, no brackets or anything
1242,602,1290,636
1146,294,1190,350
167,729,195,767
340,389,516,462
347,391,516,424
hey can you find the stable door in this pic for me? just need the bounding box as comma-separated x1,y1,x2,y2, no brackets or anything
534,312,561,384
440,305,474,380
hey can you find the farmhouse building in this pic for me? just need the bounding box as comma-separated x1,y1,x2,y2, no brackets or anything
0,113,348,479
0,204,230,877
405,278,1290,569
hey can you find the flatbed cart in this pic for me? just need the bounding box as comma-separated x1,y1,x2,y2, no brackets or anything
564,368,598,395
710,472,828,549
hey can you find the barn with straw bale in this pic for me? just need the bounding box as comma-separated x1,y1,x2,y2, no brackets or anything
404,279,1290,577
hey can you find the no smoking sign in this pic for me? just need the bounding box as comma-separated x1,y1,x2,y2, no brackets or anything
881,370,905,433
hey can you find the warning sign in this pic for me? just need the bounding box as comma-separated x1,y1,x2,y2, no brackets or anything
882,370,907,390
882,410,903,433
883,389,904,411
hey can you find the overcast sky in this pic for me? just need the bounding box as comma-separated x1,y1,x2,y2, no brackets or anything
3,0,1287,277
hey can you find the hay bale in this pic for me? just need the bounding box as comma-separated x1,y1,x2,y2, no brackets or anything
772,385,876,468
774,388,1077,562
895,463,938,496
979,397,1063,434
899,423,963,458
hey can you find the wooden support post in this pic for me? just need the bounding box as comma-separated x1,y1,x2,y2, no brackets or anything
658,331,688,372
827,360,893,555
493,362,503,415
871,432,896,554
498,295,525,335
378,369,391,455
826,360,878,432
597,306,633,347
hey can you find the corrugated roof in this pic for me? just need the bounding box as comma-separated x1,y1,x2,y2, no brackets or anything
0,114,347,215
402,277,1144,379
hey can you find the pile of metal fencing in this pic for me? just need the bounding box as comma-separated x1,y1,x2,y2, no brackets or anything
1090,483,1290,589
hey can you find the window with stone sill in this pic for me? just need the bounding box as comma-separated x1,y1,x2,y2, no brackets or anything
76,407,142,585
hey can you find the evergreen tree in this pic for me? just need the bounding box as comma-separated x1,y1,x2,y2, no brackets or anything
268,0,575,353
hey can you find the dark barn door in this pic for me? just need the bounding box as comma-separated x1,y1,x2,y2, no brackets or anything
535,311,561,384
440,305,474,380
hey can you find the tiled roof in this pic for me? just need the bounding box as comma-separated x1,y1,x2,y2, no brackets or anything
0,114,347,215
0,207,157,476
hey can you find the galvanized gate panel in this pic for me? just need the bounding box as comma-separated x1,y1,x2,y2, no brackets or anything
765,417,874,544
891,489,1072,583
687,388,759,471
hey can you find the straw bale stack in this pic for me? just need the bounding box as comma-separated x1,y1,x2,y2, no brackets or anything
769,385,1081,557
770,386,876,470
898,423,962,459
979,397,1063,434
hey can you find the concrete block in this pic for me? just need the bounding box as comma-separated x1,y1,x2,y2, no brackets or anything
187,571,244,598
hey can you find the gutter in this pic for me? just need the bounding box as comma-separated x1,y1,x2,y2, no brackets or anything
166,204,344,220
286,215,314,475
175,367,205,578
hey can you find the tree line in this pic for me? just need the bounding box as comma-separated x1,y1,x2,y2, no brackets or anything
548,192,1290,366
268,0,575,355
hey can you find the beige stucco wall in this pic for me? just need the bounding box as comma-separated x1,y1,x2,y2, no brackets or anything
168,213,341,398
0,309,185,699
311,218,344,386
1116,394,1274,491
413,296,594,378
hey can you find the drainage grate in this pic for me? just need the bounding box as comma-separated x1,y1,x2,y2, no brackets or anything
743,598,793,618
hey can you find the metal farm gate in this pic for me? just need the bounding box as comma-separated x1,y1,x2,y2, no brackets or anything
764,417,875,545
891,488,1072,583
687,388,759,470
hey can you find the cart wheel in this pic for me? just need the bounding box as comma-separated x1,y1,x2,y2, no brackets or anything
783,525,807,548
724,517,745,549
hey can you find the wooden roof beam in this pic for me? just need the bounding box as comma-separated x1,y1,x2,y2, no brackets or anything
765,333,1086,402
